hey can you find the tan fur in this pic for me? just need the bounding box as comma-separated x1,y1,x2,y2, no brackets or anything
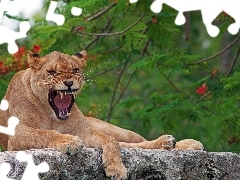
0,50,203,179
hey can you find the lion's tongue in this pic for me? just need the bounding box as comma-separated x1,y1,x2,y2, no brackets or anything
53,93,71,109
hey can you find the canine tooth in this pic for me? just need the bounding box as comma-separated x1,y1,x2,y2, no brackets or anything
73,92,77,99
59,92,64,99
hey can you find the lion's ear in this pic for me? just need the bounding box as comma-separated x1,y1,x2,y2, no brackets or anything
73,50,87,69
27,51,46,69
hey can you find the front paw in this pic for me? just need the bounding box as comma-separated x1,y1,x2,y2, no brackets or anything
175,139,204,150
105,163,127,180
50,135,84,155
102,150,127,179
157,134,176,150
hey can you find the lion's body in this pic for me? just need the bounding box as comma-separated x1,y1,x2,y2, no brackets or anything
0,51,203,179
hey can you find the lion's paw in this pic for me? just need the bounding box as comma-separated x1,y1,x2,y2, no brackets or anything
175,139,204,150
105,163,127,180
157,134,176,150
50,135,84,155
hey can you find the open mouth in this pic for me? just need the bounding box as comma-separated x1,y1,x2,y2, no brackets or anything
48,89,78,120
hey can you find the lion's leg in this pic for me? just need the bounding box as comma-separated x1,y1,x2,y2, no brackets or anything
8,124,84,155
119,134,176,150
79,124,127,179
175,139,204,150
86,118,203,151
86,117,146,143
119,137,204,150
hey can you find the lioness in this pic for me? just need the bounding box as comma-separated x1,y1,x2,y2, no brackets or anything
0,50,203,179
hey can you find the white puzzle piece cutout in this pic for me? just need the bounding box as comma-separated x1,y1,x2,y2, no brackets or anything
0,100,19,136
0,0,21,23
0,116,19,136
71,7,82,16
16,151,50,180
0,0,31,54
0,163,14,180
46,1,82,25
131,0,240,37
0,151,50,180
0,22,30,54
0,0,82,54
0,99,9,111
46,1,65,26
129,0,138,3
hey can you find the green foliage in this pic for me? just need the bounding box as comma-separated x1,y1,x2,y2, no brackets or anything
1,0,240,152
0,145,3,152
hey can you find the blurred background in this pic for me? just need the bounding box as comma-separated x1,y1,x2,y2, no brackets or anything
0,0,240,152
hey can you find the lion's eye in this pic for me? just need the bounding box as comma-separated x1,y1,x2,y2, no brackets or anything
75,52,83,58
72,68,79,74
47,70,57,75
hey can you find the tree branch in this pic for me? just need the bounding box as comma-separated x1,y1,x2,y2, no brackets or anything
99,45,123,54
187,35,240,65
226,44,240,77
76,12,146,37
86,3,117,22
85,60,126,80
196,91,213,102
107,39,150,120
184,12,190,42
161,72,190,97
112,70,136,108
107,61,128,122
84,18,113,50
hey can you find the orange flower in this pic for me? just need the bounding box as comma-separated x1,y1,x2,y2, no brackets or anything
151,17,157,23
0,61,3,69
13,46,26,60
77,26,84,32
195,83,208,95
32,45,41,53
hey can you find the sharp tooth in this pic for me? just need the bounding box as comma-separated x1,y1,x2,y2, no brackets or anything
73,92,77,99
59,92,64,99
64,92,67,95
67,113,71,116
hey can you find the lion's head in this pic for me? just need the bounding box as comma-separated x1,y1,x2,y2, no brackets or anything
27,50,87,120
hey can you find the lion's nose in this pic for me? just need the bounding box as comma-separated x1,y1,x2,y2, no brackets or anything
63,81,73,88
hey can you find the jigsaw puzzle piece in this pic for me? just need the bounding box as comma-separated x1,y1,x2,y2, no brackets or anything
16,151,50,180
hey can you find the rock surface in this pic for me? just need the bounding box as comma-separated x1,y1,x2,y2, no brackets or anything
0,148,240,179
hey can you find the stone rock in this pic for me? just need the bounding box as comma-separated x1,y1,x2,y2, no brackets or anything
0,148,240,179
